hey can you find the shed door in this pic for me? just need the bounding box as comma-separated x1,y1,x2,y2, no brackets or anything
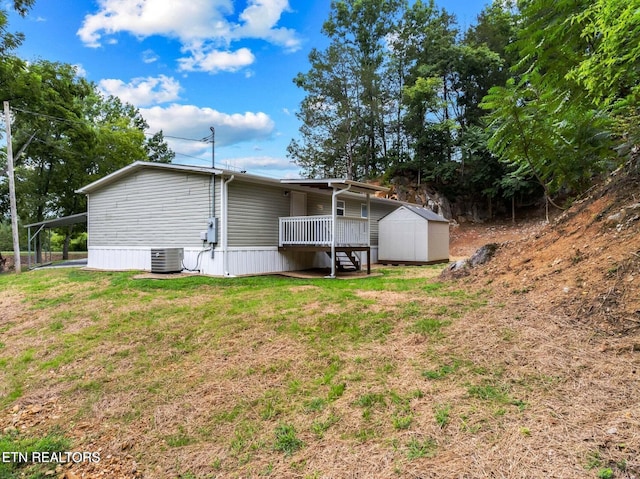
290,191,307,216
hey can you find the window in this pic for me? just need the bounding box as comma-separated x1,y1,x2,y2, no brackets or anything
337,200,345,216
361,204,368,218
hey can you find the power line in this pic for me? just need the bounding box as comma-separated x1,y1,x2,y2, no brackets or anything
158,133,210,143
173,151,210,163
10,106,86,126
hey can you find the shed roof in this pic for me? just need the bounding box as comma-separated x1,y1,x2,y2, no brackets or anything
380,205,449,223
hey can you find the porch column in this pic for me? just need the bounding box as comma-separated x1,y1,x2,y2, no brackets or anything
367,192,371,274
329,186,337,279
328,184,351,279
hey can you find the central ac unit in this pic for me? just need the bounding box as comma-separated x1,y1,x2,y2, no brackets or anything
150,248,184,273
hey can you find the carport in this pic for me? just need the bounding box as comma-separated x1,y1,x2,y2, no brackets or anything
24,213,87,269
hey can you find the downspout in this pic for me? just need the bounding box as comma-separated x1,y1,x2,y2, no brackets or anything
328,184,351,279
210,174,216,259
222,175,235,277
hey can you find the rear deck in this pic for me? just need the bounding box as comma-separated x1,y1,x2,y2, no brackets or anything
278,215,371,273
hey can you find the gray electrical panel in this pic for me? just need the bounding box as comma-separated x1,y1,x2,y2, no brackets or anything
207,217,218,244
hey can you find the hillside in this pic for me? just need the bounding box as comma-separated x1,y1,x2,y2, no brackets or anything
460,158,640,336
440,159,640,476
0,161,639,479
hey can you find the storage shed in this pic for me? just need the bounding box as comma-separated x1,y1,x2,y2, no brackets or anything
378,205,449,264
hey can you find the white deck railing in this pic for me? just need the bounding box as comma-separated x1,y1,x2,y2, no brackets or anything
279,215,369,247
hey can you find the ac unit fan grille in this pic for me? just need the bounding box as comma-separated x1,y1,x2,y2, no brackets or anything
150,248,183,273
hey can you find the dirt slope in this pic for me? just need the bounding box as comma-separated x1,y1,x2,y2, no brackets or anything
465,161,640,336
440,159,640,477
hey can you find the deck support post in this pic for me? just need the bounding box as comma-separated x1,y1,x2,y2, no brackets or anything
366,192,371,274
328,183,351,279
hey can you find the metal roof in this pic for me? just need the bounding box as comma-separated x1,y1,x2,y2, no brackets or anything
76,161,222,194
77,161,391,196
379,204,449,223
405,205,449,222
24,212,88,229
280,178,390,194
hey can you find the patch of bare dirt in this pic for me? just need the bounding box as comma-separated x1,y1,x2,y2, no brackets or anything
449,218,548,260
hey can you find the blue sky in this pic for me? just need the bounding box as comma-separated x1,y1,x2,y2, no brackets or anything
9,0,489,179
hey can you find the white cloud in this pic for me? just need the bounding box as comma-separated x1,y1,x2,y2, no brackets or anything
231,0,300,52
98,75,182,107
141,49,159,64
77,0,233,48
140,103,275,149
77,0,301,73
178,47,255,74
73,64,87,77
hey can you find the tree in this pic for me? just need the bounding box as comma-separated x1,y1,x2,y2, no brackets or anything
569,0,640,147
480,0,616,211
289,0,632,220
460,1,519,127
8,61,95,261
398,0,460,184
0,0,35,271
2,59,174,260
289,42,364,179
0,1,34,55
289,0,405,180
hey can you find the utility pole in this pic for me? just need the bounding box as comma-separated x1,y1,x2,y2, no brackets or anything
4,101,21,273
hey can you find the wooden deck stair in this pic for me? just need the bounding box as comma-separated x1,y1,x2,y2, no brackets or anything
327,251,360,272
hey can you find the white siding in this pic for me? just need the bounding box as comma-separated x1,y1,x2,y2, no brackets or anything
227,180,290,247
226,247,318,275
378,206,449,263
369,202,398,246
87,169,213,248
84,167,403,275
379,212,428,262
427,221,450,262
87,246,327,276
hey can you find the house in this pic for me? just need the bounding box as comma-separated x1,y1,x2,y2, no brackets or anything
77,161,426,277
378,205,449,265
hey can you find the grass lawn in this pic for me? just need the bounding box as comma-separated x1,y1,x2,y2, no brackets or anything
0,267,635,478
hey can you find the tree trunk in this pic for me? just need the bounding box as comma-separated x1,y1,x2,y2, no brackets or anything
36,238,42,264
545,195,550,223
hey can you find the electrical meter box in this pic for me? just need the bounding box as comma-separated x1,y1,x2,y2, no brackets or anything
207,217,218,244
